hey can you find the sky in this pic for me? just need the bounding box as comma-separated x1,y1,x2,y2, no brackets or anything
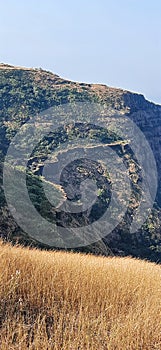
1,0,161,104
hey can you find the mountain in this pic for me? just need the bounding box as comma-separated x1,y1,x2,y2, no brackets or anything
0,63,161,261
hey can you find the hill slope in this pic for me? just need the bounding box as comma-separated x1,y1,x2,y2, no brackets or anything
0,63,161,261
0,241,160,350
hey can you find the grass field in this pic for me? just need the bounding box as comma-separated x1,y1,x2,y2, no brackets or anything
0,240,160,349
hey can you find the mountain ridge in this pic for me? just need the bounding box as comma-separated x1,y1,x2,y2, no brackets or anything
1,62,159,108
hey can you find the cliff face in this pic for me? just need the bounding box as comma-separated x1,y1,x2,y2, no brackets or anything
0,63,161,261
123,94,161,202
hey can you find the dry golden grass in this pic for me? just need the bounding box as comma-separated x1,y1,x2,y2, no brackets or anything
0,240,160,350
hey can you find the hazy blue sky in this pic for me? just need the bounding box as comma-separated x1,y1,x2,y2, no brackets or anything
1,0,161,103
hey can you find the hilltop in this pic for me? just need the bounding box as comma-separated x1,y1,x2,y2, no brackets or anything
0,62,153,109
